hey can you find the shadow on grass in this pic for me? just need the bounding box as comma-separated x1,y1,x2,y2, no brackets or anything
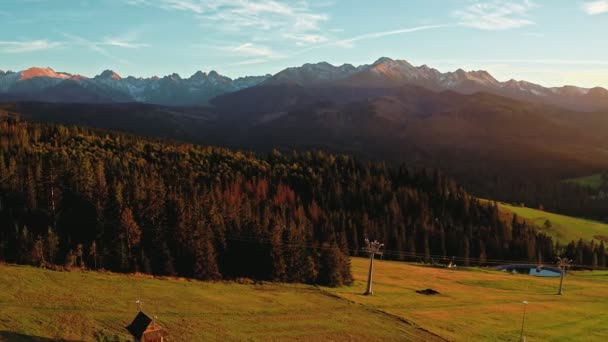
0,331,80,342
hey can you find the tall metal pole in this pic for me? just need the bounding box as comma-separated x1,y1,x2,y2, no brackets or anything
519,300,528,342
365,251,375,295
557,257,572,295
558,268,565,295
363,239,383,296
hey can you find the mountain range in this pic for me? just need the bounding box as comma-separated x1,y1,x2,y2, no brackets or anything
3,56,608,214
2,57,608,111
0,67,270,106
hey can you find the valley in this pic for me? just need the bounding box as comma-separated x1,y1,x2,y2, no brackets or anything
3,1,608,341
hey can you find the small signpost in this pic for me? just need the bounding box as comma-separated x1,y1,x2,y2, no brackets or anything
519,300,529,342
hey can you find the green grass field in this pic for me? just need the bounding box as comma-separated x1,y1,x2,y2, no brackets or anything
2,259,608,341
328,258,608,342
0,263,439,342
482,200,608,243
564,174,605,189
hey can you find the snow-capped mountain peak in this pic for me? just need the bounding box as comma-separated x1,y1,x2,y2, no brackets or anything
95,70,122,80
1,58,607,111
190,71,208,80
19,67,71,81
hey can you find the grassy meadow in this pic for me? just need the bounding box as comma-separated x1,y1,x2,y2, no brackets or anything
482,200,608,243
329,258,608,342
564,174,605,189
0,263,438,342
1,258,607,341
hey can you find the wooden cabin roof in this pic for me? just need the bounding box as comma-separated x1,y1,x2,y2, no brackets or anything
126,311,152,340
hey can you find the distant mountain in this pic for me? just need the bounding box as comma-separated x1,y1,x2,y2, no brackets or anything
263,62,364,86
0,67,271,106
208,84,608,205
2,57,608,110
6,83,608,222
10,84,608,181
266,57,608,112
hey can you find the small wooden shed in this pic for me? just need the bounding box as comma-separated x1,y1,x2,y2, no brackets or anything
126,311,167,342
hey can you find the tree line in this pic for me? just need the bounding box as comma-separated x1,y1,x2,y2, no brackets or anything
463,171,608,223
0,117,605,286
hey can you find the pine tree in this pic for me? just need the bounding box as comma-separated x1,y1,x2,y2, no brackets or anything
45,227,59,264
598,241,606,268
89,240,97,270
120,207,141,271
33,235,45,267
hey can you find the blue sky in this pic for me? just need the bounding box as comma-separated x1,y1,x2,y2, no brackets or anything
1,0,608,87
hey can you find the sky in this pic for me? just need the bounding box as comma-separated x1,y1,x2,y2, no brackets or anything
1,0,608,88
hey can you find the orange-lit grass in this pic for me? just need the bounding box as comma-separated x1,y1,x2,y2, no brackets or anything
0,263,439,341
326,258,608,341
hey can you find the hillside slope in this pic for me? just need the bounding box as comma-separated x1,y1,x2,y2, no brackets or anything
0,263,441,342
5,116,586,286
5,83,608,221
2,259,607,341
328,258,608,341
489,201,608,244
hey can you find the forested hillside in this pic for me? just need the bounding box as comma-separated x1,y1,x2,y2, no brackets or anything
0,117,605,286
5,84,608,223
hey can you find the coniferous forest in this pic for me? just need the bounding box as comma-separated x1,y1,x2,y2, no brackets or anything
0,117,605,286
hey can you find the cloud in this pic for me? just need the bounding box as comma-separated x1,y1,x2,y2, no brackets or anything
226,43,275,57
100,31,150,48
198,0,328,33
335,25,448,46
61,30,149,50
62,33,132,64
285,24,448,57
228,58,273,66
521,32,544,37
101,39,149,48
0,40,62,53
212,42,286,67
283,33,328,44
582,1,608,15
453,0,537,30
129,0,330,45
162,0,205,13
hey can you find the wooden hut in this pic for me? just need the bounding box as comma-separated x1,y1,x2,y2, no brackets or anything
126,311,167,342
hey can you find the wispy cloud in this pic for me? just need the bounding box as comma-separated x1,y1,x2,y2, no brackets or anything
227,58,275,66
197,0,327,31
0,28,148,56
521,32,544,38
224,43,275,57
582,1,608,15
282,24,449,58
453,0,537,30
129,0,330,46
0,40,62,53
335,25,448,47
283,33,328,45
100,31,150,48
209,42,286,67
162,0,205,13
62,33,136,64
